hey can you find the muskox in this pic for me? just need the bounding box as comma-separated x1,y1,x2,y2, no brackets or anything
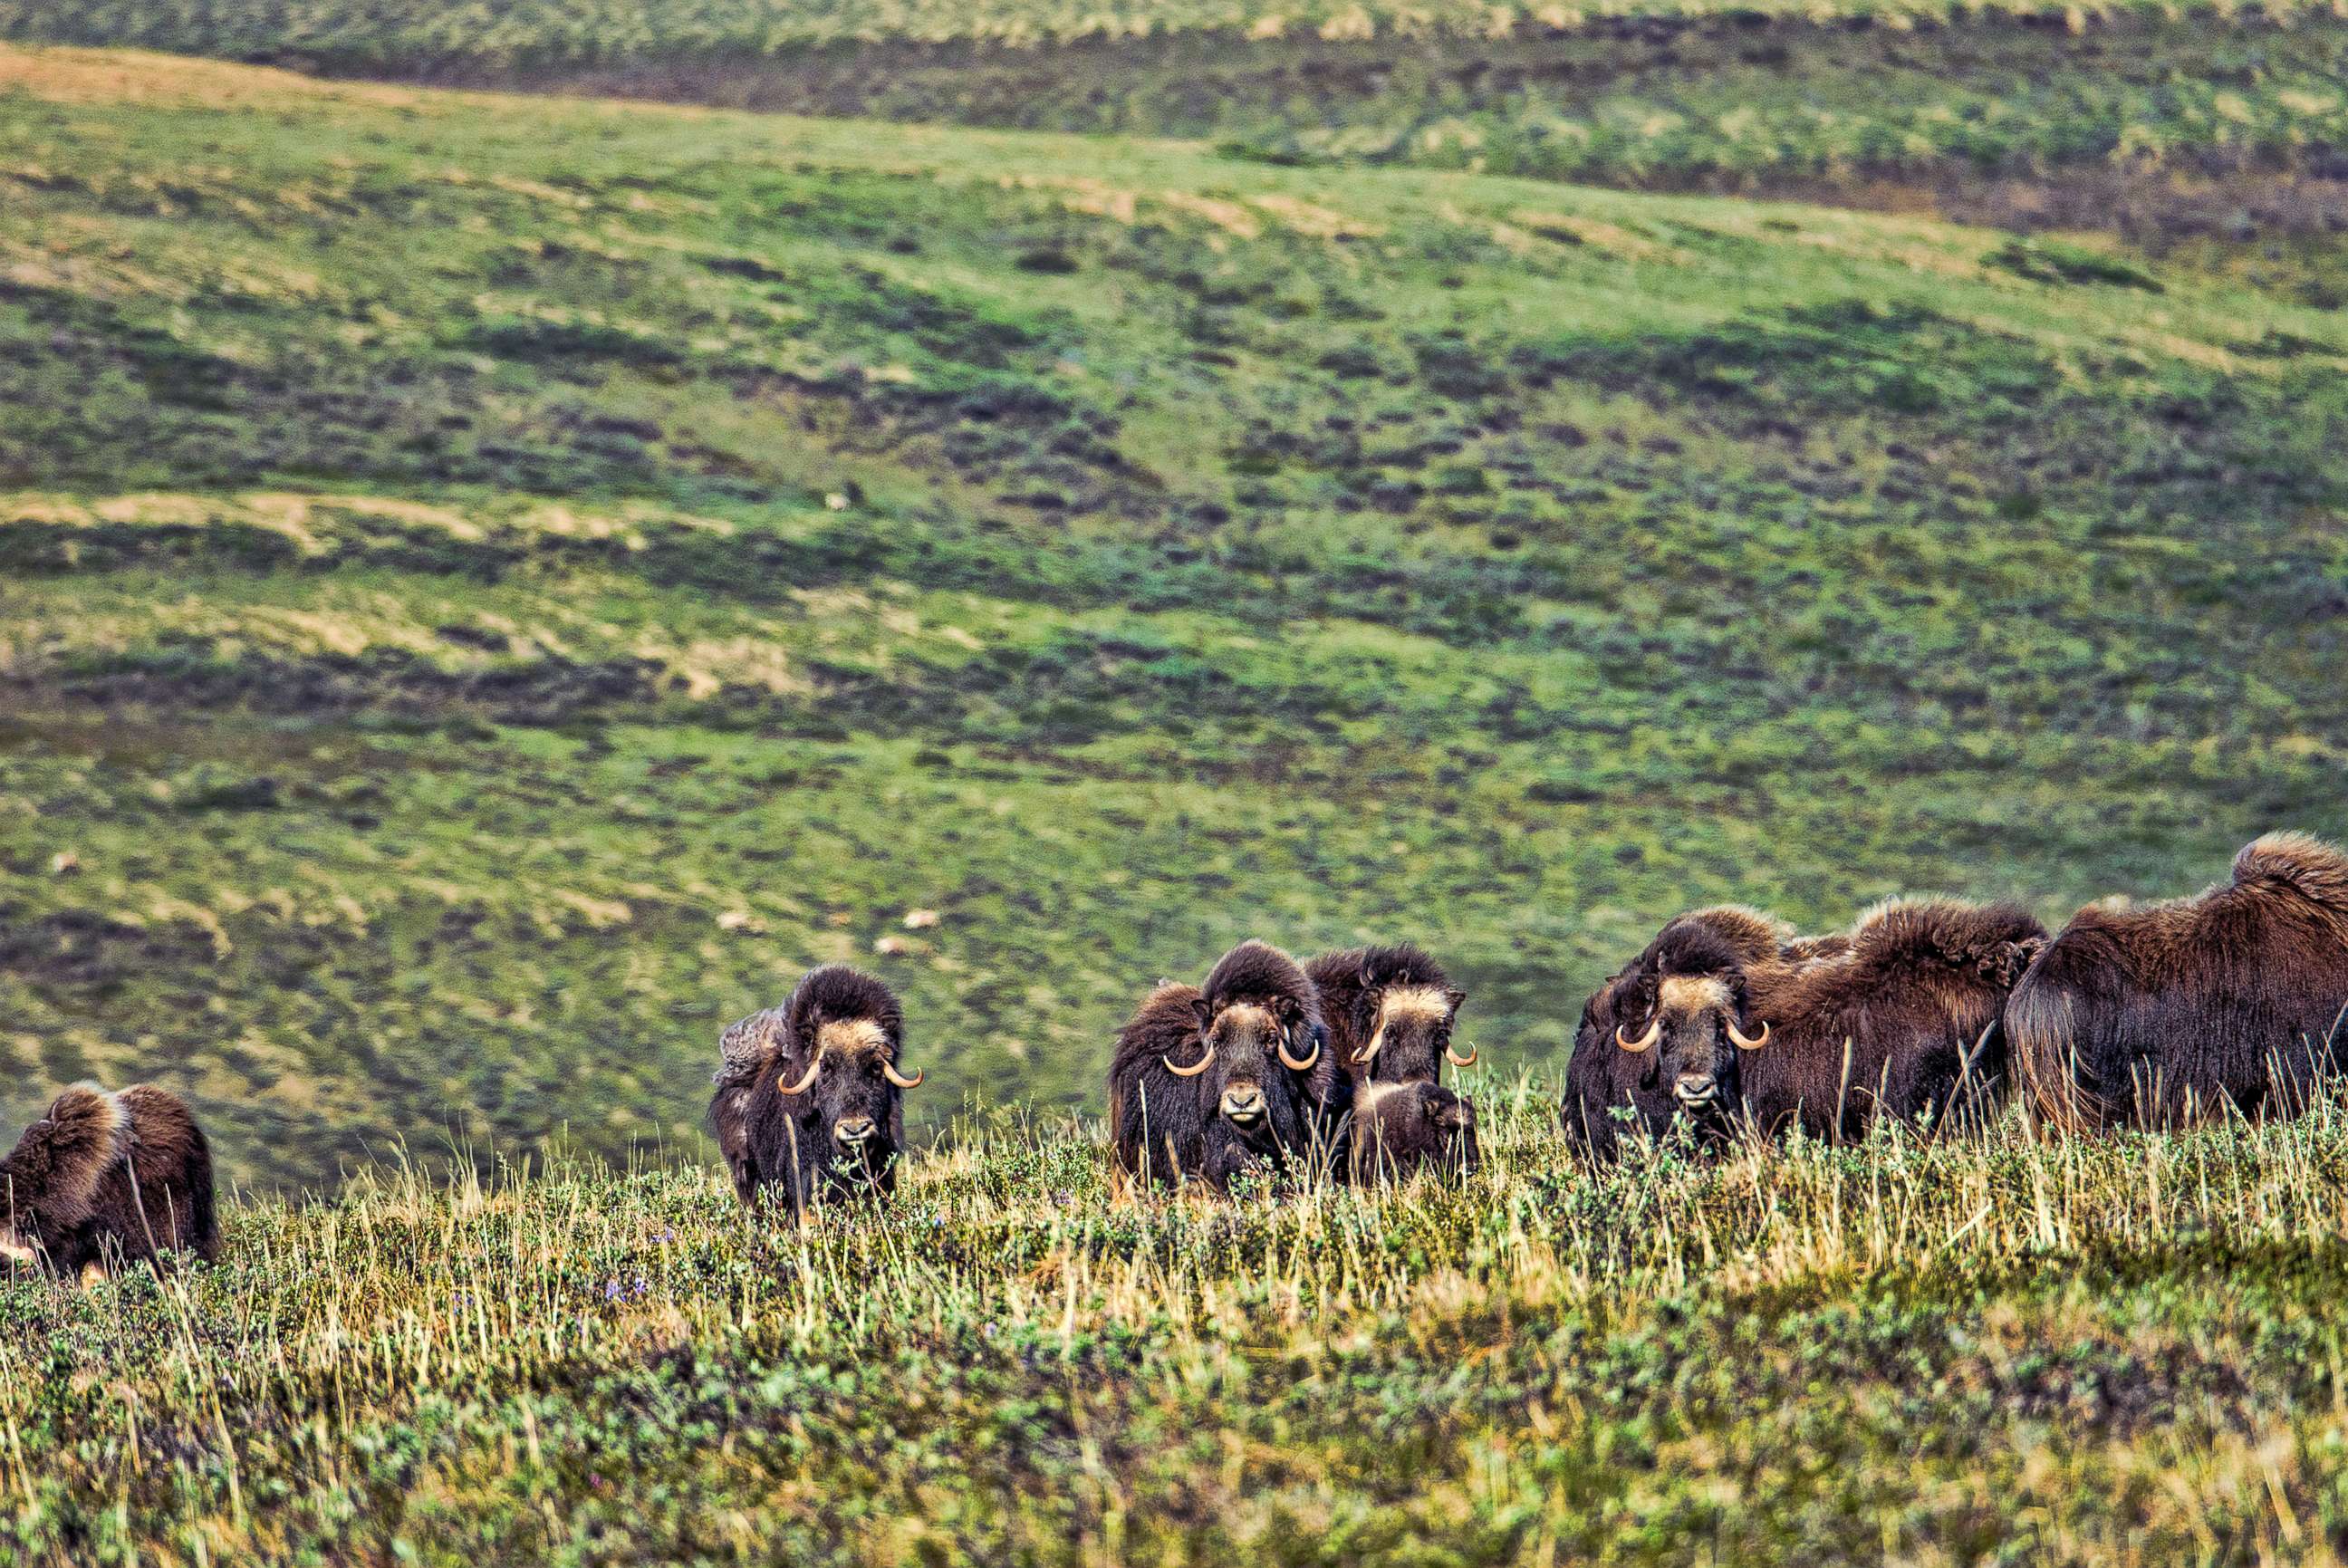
1349,1080,1481,1185
1108,940,1330,1192
2009,832,2348,1130
1562,912,1771,1159
1305,942,1474,1092
1564,899,2045,1156
1,1083,218,1279
709,965,923,1215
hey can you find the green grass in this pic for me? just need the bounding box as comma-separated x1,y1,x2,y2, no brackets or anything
15,1090,2348,1563
1,44,2344,1188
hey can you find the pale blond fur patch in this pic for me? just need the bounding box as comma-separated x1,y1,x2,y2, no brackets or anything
1215,1003,1274,1035
1659,976,1732,1013
1358,1081,1416,1112
0,1234,34,1265
1378,986,1452,1026
815,1018,890,1056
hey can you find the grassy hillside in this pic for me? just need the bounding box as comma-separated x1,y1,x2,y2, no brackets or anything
10,1,2348,245
1,43,2346,1187
14,1095,2348,1563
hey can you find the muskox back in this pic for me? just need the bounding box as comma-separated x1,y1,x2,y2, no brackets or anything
1735,898,2045,1141
1,1083,217,1278
710,965,919,1216
2008,832,2348,1130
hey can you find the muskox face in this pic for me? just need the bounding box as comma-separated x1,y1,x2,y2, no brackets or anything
1352,977,1472,1083
1611,968,1766,1129
1184,997,1304,1137
784,1015,920,1179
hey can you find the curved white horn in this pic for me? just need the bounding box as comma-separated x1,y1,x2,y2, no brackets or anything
1727,1018,1770,1051
1353,1028,1383,1065
882,1062,924,1089
1446,1042,1478,1067
1163,1043,1216,1078
1277,1034,1320,1073
775,1053,823,1094
1616,1019,1660,1053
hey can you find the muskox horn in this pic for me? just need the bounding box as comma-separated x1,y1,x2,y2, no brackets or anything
1727,1018,1770,1051
775,1053,823,1095
1616,1019,1660,1053
1446,1042,1478,1067
1353,1028,1383,1065
882,1061,924,1089
1277,1033,1320,1073
1163,1042,1216,1078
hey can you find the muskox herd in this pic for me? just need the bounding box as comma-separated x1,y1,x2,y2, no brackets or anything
9,833,2347,1271
712,831,2348,1213
1104,939,1478,1192
1564,832,2348,1158
705,938,1481,1214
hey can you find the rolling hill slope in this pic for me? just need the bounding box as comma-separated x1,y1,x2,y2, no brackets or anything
10,0,2348,245
1,44,2344,1186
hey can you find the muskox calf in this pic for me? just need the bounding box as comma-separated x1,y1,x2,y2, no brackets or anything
1564,899,2045,1156
709,965,923,1216
2010,832,2348,1130
1109,940,1329,1193
1349,1081,1480,1185
2,1083,218,1278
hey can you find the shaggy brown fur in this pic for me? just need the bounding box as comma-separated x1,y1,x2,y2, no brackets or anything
1563,899,2045,1154
1348,1081,1480,1184
1304,942,1468,1095
1108,941,1326,1192
0,1083,218,1277
709,965,913,1215
2009,832,2348,1130
1735,899,2047,1140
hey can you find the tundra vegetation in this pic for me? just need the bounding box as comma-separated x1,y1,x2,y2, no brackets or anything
0,24,2346,1558
10,1093,2348,1562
